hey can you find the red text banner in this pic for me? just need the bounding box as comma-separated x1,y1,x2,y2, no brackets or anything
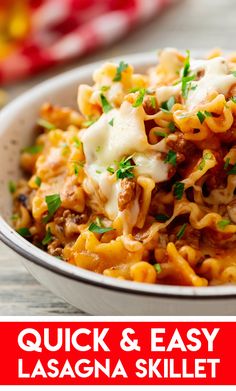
0,321,235,385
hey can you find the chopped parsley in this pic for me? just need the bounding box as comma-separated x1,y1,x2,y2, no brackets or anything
182,75,195,99
176,223,187,240
204,110,212,117
217,219,231,230
155,131,167,138
73,136,81,148
132,88,146,107
37,118,56,131
100,94,112,113
155,214,169,222
22,144,43,154
11,214,19,221
227,164,236,175
8,180,16,194
183,49,190,78
197,110,212,124
150,96,156,109
231,96,236,103
168,121,176,132
173,182,185,200
198,152,212,171
88,221,114,234
107,166,115,174
34,176,41,187
101,85,110,92
231,71,236,77
96,170,102,174
161,96,175,112
181,50,196,99
197,111,206,124
108,118,114,126
116,156,135,179
42,227,53,245
113,61,128,82
154,263,162,274
74,163,80,176
82,119,96,127
164,150,177,166
17,227,31,238
43,194,62,223
224,157,230,170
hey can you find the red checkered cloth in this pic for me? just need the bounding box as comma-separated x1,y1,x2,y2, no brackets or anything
0,0,176,85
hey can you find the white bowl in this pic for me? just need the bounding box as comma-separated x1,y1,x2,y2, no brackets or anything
1,51,236,315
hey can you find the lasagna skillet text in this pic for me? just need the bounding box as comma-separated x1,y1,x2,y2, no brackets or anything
11,48,236,286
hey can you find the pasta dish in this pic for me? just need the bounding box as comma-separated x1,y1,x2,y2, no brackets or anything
11,48,236,286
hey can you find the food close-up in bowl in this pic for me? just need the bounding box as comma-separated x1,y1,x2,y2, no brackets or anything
9,48,236,288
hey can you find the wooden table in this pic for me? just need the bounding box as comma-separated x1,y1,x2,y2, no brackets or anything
0,0,235,315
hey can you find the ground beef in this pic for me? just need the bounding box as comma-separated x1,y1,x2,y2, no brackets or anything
167,132,197,163
118,179,136,211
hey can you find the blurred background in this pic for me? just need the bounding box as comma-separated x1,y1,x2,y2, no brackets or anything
0,0,236,106
1,0,236,315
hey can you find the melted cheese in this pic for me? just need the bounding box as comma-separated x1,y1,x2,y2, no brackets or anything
187,57,236,109
81,101,169,221
134,152,168,182
154,55,236,110
156,84,180,105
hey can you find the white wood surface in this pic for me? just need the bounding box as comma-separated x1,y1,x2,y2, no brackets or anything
0,0,235,315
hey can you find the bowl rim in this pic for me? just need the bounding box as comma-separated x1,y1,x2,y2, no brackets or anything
1,50,236,299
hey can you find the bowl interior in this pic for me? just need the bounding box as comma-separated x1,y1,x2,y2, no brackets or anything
1,51,236,298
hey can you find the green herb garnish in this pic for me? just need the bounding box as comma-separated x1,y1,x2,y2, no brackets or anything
82,120,96,127
176,223,187,240
107,166,115,174
35,176,41,187
154,263,162,274
224,158,230,170
101,85,110,92
8,180,16,194
108,118,114,126
100,94,113,113
88,222,114,234
42,227,53,245
168,121,176,132
17,227,31,238
183,50,190,77
96,145,101,152
197,111,206,124
11,214,19,221
198,152,212,171
182,75,195,99
22,145,43,154
204,110,212,117
132,88,146,107
217,219,231,230
150,96,156,109
173,182,185,200
113,61,128,82
74,163,80,176
227,164,236,175
155,131,167,138
43,194,61,223
164,150,177,166
37,118,56,131
231,71,236,77
231,96,236,103
155,214,169,222
116,156,135,179
73,136,81,148
161,96,175,112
